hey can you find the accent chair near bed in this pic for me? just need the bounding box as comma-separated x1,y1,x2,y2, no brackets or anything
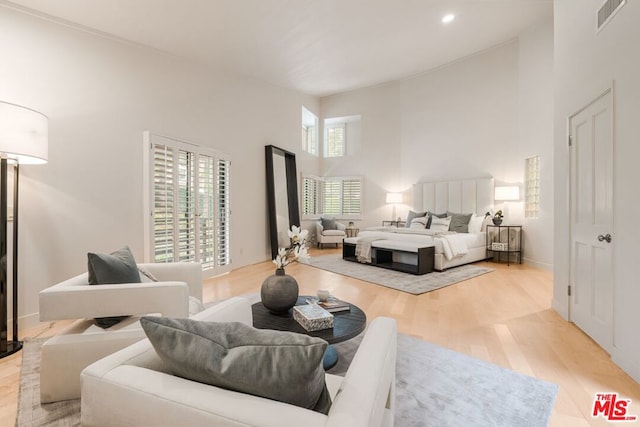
315,218,347,248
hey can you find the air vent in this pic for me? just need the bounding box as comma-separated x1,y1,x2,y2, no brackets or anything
597,0,626,31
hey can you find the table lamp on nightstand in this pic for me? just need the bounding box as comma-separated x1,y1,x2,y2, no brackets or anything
386,192,403,221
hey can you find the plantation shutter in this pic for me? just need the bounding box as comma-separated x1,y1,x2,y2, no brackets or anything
198,154,215,269
323,180,341,215
216,159,231,267
153,144,175,263
147,134,231,276
342,178,362,215
177,150,196,262
302,176,319,215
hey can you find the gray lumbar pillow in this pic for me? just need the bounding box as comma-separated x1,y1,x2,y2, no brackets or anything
141,317,332,414
87,246,141,328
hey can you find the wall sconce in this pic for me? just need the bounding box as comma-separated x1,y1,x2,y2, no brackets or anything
386,192,403,221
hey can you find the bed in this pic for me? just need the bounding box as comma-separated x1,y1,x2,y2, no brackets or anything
345,177,494,271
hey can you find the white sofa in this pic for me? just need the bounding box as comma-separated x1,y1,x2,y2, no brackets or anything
81,297,398,427
38,262,203,403
315,220,347,248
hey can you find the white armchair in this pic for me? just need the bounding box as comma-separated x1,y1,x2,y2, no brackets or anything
315,220,347,248
81,297,397,427
38,262,203,403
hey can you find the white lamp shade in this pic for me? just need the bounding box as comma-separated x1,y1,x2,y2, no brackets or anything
0,101,48,164
386,192,403,204
494,186,520,201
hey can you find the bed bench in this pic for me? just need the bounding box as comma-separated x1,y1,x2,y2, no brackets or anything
343,238,435,275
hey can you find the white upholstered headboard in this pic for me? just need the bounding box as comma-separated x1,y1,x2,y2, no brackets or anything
412,178,494,215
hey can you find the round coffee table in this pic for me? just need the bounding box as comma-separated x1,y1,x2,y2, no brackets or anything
252,296,366,369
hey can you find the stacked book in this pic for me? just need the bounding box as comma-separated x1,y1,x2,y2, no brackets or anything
306,296,351,313
293,304,334,331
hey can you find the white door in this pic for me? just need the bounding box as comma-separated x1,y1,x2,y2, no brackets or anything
569,89,614,351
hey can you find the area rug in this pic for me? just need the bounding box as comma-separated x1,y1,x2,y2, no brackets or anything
17,334,557,427
329,333,557,427
308,254,494,295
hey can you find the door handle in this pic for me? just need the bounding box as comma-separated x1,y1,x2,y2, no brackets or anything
597,233,612,243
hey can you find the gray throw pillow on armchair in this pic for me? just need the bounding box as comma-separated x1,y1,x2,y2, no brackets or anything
141,317,332,414
87,246,141,328
321,217,337,230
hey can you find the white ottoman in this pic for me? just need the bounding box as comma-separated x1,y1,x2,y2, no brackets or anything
40,316,147,403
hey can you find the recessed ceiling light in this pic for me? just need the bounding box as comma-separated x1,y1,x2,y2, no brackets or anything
442,14,455,24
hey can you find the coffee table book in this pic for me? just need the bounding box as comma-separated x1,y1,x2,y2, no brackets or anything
293,304,334,331
305,297,351,313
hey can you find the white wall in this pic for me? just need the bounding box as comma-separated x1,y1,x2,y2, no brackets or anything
517,20,554,270
553,0,640,382
0,6,318,328
319,29,554,270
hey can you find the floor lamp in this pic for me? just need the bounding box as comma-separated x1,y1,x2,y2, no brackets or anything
0,101,48,359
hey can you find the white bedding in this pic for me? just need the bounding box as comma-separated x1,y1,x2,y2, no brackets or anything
357,227,485,261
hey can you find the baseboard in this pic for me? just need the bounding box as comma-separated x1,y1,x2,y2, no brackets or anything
7,311,42,335
611,347,640,385
551,298,568,320
522,257,553,271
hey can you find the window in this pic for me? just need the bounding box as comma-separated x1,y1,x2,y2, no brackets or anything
301,175,363,218
301,107,318,155
525,156,540,218
144,132,231,276
324,123,346,158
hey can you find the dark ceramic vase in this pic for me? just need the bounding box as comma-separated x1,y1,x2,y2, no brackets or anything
492,217,503,225
261,268,299,313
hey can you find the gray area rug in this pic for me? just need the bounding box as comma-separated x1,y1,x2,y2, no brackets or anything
16,338,80,427
18,334,556,427
309,254,494,294
330,333,558,427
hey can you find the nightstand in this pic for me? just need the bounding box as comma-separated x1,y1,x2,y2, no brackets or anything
345,228,359,238
382,220,406,227
486,225,522,265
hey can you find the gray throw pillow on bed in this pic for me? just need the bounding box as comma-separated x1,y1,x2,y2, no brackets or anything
426,212,446,228
405,210,427,228
141,317,332,414
447,211,473,233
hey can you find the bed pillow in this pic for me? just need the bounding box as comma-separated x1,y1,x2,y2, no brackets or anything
429,216,452,232
141,317,332,414
467,215,485,234
321,217,337,230
405,211,427,228
426,212,446,228
447,212,473,233
410,216,429,229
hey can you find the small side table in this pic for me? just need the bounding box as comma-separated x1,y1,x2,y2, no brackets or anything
345,227,359,238
382,220,406,227
486,225,522,265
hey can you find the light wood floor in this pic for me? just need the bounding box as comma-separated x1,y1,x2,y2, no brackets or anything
1,249,639,426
